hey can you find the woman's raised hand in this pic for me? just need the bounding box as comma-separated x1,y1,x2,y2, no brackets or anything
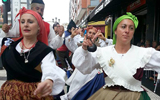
82,34,93,50
95,30,106,41
71,28,78,38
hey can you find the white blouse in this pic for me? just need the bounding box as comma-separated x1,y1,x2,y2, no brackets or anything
72,45,160,92
65,35,80,53
62,34,107,100
65,35,107,53
105,38,113,46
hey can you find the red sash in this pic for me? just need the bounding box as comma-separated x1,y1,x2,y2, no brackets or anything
0,37,22,56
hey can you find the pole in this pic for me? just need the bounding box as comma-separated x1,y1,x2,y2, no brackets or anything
3,4,8,24
27,0,30,9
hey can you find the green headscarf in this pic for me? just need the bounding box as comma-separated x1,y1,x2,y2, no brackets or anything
112,12,139,44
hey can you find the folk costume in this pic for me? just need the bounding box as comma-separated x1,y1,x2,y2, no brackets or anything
72,13,156,100
56,20,76,69
0,7,65,100
72,45,159,100
61,27,110,100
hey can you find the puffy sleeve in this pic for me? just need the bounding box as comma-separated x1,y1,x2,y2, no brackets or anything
98,39,107,47
41,51,66,95
105,39,113,46
48,25,63,49
65,35,78,53
72,47,100,74
73,35,81,44
145,48,160,73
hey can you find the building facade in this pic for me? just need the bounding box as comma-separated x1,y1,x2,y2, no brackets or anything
69,0,102,26
83,0,160,45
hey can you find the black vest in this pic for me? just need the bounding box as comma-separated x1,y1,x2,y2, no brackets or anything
1,38,53,82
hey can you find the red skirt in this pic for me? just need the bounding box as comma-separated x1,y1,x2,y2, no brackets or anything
0,80,54,100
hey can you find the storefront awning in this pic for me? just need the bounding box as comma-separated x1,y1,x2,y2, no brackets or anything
89,0,137,22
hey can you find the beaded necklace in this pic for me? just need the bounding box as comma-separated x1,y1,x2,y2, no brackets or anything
20,39,38,63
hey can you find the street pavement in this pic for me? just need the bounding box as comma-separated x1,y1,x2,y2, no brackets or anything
0,69,6,87
0,69,160,100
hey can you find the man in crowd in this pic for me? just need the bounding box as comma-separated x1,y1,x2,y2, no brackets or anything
56,20,76,71
53,22,60,35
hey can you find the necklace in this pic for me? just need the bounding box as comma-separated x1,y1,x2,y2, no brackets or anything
22,46,31,63
21,39,38,63
21,39,38,49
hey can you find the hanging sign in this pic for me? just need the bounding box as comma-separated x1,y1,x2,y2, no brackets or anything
127,0,146,12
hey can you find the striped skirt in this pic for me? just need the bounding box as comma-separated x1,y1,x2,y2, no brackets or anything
88,87,151,100
0,80,54,100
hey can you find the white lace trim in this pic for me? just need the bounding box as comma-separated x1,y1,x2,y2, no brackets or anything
96,45,154,92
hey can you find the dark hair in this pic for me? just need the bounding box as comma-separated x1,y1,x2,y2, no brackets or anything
53,22,59,29
67,20,76,31
31,0,45,5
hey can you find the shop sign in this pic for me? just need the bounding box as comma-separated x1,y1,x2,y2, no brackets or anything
104,0,112,7
127,0,146,12
95,0,112,15
95,3,104,15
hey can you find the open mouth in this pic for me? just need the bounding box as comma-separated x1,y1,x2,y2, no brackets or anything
23,29,30,32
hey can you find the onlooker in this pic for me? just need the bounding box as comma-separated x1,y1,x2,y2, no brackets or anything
156,43,160,51
145,40,150,48
137,39,145,47
152,40,157,49
53,22,60,35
